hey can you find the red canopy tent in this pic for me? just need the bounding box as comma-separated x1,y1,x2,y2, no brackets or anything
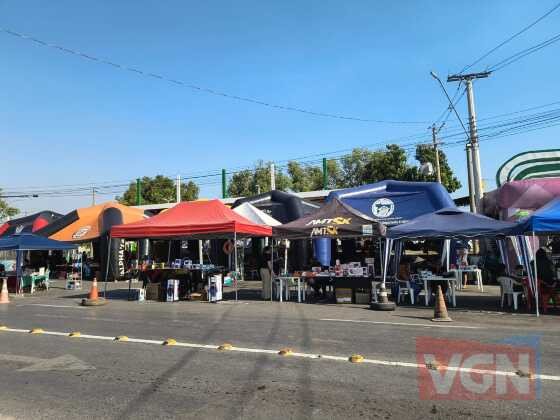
110,200,272,239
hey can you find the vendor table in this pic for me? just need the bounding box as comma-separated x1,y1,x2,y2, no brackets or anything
140,268,204,300
450,267,483,291
305,275,373,304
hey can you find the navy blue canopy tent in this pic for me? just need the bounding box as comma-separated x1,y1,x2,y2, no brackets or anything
0,233,77,251
329,180,456,226
315,180,457,266
386,208,518,240
507,197,560,317
0,233,76,293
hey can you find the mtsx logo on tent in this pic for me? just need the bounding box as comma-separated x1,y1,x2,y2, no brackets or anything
306,217,351,226
372,198,395,218
72,226,91,239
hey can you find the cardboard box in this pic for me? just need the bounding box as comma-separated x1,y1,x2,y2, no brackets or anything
145,283,160,301
336,288,352,304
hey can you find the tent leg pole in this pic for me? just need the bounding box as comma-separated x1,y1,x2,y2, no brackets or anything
370,238,395,311
270,239,274,302
533,232,539,317
234,232,238,302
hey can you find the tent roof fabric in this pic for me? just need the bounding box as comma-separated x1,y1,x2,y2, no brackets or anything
273,198,386,239
37,202,145,242
513,197,560,234
328,180,456,226
233,203,281,226
111,199,272,239
0,211,62,237
0,233,76,251
386,208,518,240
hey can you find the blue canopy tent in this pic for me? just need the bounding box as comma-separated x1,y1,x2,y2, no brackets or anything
315,180,457,266
386,208,518,240
385,208,542,314
508,198,560,316
0,233,76,293
513,197,560,234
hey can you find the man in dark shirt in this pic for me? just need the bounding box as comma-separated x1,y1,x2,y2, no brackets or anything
535,248,557,288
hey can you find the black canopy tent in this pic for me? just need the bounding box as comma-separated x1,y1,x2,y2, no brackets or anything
272,198,386,240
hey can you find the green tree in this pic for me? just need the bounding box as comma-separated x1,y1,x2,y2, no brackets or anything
117,175,199,205
339,148,375,187
287,160,343,192
0,188,19,220
414,145,461,193
227,161,291,197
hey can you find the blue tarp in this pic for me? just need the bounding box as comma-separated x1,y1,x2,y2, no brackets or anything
513,197,560,234
386,208,519,240
0,233,76,251
328,180,456,226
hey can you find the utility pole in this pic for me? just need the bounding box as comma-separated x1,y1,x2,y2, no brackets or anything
322,157,328,190
431,125,442,184
221,169,227,198
176,174,181,203
447,71,490,212
92,186,96,206
136,178,141,206
270,163,276,191
465,143,476,212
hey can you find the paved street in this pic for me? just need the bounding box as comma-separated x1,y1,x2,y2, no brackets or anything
1,283,560,419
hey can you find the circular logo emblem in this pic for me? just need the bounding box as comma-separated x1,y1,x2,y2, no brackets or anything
372,198,395,218
72,226,91,239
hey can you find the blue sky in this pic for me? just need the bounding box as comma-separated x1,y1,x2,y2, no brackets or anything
1,0,559,215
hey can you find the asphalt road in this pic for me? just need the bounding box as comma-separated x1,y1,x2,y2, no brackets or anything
1,287,560,419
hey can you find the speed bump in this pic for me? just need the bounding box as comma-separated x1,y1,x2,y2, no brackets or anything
68,331,81,337
349,354,364,363
29,328,44,334
278,347,293,356
163,338,177,346
218,343,233,351
115,335,129,341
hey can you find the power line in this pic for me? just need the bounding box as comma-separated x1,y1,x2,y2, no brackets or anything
459,1,560,74
488,31,560,71
0,26,430,125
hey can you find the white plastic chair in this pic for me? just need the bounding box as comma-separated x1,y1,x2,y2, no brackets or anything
396,276,414,304
498,276,523,311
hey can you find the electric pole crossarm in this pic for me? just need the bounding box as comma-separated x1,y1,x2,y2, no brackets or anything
447,71,492,82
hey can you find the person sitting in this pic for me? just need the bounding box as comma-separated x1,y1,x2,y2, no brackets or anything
397,257,422,302
535,248,557,289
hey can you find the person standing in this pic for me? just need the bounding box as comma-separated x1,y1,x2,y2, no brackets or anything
259,247,272,300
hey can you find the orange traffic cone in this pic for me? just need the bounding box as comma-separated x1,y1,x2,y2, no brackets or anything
431,285,452,322
0,278,10,304
88,277,99,301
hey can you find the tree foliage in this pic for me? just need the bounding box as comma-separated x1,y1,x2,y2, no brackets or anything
0,188,19,220
227,161,291,197
226,145,461,197
117,175,199,205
